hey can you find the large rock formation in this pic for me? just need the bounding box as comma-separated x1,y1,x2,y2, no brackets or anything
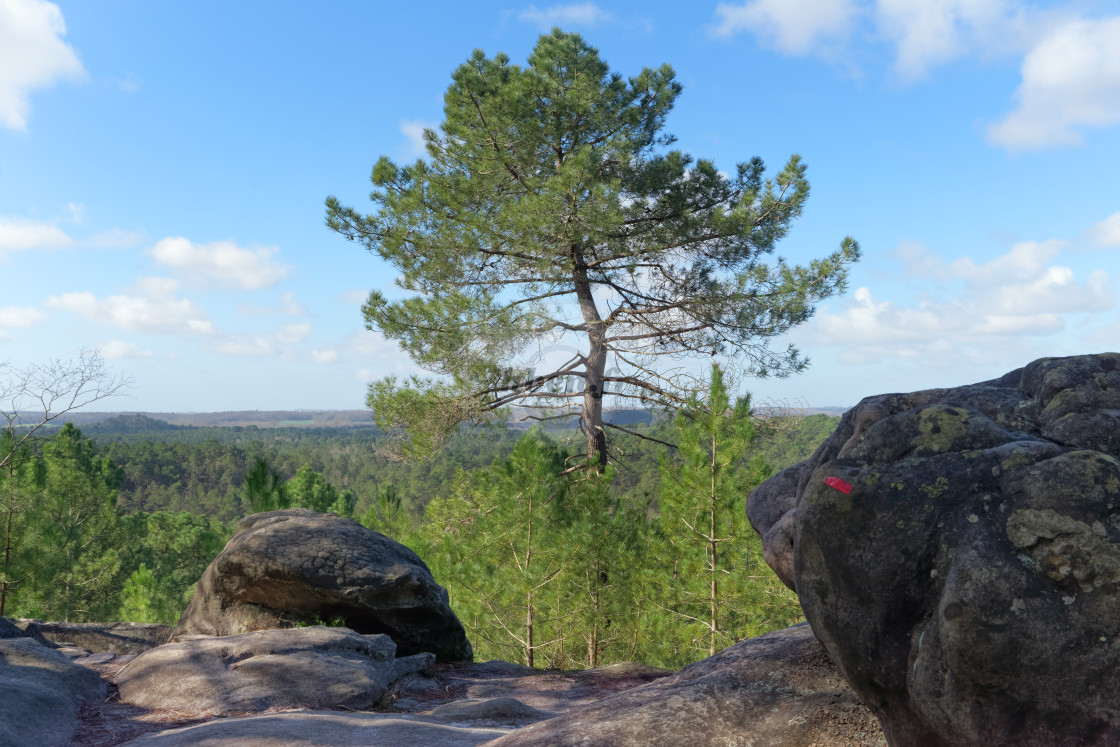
173,508,472,661
117,625,433,715
748,353,1120,746
487,623,884,746
0,637,106,746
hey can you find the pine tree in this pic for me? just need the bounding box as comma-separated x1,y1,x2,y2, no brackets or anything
327,29,859,470
419,430,580,667
656,365,800,662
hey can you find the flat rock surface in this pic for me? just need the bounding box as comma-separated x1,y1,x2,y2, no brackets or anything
0,637,105,747
487,623,884,747
117,711,511,747
116,626,432,716
15,619,172,655
71,651,674,745
71,626,871,746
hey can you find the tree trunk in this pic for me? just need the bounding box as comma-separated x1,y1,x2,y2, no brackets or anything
571,245,608,470
710,429,718,657
526,593,535,668
1,465,15,617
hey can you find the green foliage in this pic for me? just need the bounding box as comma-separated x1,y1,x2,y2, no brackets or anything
111,510,233,624
240,457,289,514
1,425,122,620
359,484,408,540
653,366,801,662
419,431,575,667
286,464,355,517
327,29,859,468
118,563,161,623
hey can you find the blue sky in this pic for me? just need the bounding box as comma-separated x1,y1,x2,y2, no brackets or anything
1,0,1117,412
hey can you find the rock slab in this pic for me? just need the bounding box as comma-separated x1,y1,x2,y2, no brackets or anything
173,508,472,661
748,353,1120,746
15,618,171,654
116,625,434,715
0,637,106,746
487,623,884,746
118,710,510,747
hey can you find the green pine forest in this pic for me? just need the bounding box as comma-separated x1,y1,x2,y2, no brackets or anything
1,374,838,670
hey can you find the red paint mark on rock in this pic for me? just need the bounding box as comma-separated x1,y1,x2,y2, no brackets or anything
825,476,853,494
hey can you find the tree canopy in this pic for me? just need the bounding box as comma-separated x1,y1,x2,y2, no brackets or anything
326,29,859,470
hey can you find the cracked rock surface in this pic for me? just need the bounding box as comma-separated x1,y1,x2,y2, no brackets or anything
748,352,1120,746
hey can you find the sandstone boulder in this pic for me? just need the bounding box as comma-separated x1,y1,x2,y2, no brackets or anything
487,623,884,746
748,353,1120,746
173,508,472,661
116,625,434,715
0,637,106,746
15,618,171,654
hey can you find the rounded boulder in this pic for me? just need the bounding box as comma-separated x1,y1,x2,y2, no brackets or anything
173,509,472,661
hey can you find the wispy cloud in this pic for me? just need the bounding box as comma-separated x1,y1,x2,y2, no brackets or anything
210,323,312,357
711,0,858,55
0,305,49,327
47,277,216,336
399,119,437,159
90,228,147,249
99,340,152,359
709,1,1120,150
0,215,73,254
1090,212,1120,248
518,3,614,30
148,237,289,291
803,239,1114,364
0,0,86,130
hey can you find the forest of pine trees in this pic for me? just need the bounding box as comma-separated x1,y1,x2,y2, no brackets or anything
0,373,837,670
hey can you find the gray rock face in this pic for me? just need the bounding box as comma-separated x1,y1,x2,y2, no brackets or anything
118,711,510,747
173,508,472,661
116,625,434,715
15,619,171,654
0,616,55,648
0,637,106,747
748,353,1120,746
487,623,884,747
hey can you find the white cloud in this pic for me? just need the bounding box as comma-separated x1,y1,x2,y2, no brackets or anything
711,0,858,54
239,291,307,317
282,292,306,316
0,215,73,252
211,322,312,357
1091,212,1120,248
99,340,152,359
0,305,48,327
312,348,339,364
46,276,216,335
803,241,1115,364
987,16,1120,149
341,288,369,305
874,0,1026,80
0,0,85,129
399,119,437,159
148,236,289,290
518,3,613,30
